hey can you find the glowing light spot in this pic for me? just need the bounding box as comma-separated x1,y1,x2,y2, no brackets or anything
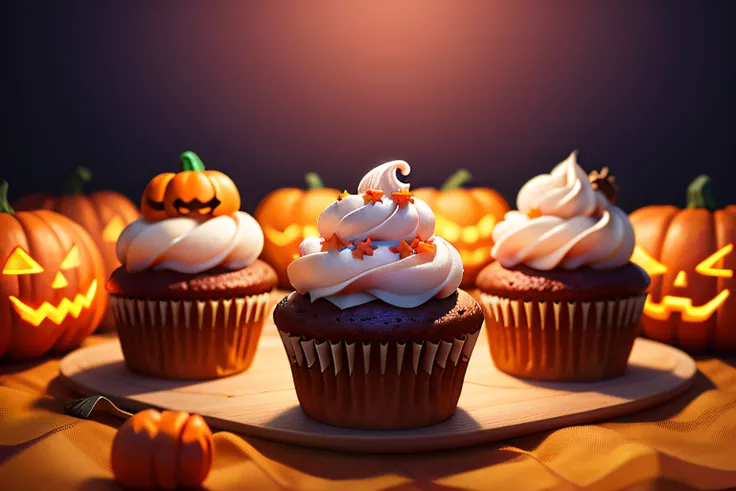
9,279,98,327
60,245,81,270
695,244,734,278
673,270,688,288
102,216,126,243
51,272,68,289
2,248,44,275
644,289,730,322
631,246,668,276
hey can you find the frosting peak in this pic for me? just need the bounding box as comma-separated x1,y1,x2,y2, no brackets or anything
288,162,463,309
357,160,410,195
492,152,635,271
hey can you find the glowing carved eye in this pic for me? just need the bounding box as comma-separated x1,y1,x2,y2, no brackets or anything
102,216,126,243
2,247,44,275
631,246,667,276
695,244,734,278
60,245,81,270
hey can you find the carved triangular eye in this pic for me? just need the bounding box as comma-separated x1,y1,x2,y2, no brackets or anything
3,247,44,275
631,246,667,276
60,245,81,270
102,216,125,243
696,244,734,278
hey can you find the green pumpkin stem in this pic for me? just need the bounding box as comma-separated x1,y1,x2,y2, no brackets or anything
0,180,15,214
440,169,472,191
305,172,324,190
686,175,716,210
61,167,93,195
180,151,206,172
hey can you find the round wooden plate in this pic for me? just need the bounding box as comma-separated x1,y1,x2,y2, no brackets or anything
60,326,696,453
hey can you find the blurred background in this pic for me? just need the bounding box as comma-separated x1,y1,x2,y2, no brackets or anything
2,0,734,213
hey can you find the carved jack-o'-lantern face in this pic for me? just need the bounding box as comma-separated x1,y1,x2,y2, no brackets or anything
632,244,733,322
3,245,97,326
629,175,736,352
140,151,240,222
255,173,340,289
412,170,509,287
11,167,141,331
0,180,106,360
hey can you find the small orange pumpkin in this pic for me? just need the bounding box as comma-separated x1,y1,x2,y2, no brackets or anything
255,173,340,288
111,409,214,490
413,170,510,286
141,151,240,222
630,175,736,352
13,167,140,330
0,180,106,360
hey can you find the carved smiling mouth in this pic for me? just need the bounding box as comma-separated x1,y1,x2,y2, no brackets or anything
644,289,730,322
8,280,98,327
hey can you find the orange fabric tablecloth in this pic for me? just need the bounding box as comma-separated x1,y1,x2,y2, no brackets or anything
2,327,736,490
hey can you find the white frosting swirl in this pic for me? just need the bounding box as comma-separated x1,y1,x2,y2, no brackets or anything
491,151,635,270
288,161,464,309
116,211,264,273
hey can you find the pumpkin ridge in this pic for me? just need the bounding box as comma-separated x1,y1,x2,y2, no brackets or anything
35,212,87,348
12,212,65,351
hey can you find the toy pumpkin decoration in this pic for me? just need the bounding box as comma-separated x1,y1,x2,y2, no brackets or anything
413,170,510,286
630,175,736,352
111,409,214,490
0,180,106,360
141,151,240,222
255,173,340,288
13,167,140,330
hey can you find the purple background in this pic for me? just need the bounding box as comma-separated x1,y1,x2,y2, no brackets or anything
2,1,735,213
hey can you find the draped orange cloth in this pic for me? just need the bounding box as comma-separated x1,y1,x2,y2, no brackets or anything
2,331,736,490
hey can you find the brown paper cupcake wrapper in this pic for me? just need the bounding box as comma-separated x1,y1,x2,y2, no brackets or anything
479,293,648,381
277,329,480,430
111,293,270,380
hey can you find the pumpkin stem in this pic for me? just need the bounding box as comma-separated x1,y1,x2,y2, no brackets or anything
440,169,472,191
61,167,93,195
180,151,206,172
0,180,14,214
686,175,716,210
305,172,324,190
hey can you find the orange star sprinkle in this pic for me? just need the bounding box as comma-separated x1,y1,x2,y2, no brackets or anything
352,237,377,260
337,190,350,201
416,241,437,255
390,239,415,259
527,207,543,219
362,189,384,205
391,191,414,208
321,234,349,252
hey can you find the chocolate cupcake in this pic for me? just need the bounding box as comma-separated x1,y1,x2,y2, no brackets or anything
274,161,484,430
477,151,650,381
107,152,277,380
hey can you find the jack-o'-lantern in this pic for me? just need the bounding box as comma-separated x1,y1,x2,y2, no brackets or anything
255,173,340,288
13,167,140,330
0,180,106,360
413,170,510,286
141,151,240,222
111,409,214,490
630,175,736,352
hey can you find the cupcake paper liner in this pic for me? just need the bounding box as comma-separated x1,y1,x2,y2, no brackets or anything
278,329,481,430
111,293,270,380
480,293,648,381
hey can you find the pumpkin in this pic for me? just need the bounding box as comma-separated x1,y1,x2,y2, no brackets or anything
111,409,214,490
630,175,736,352
0,180,106,360
141,151,240,222
13,167,140,330
255,173,340,288
413,170,510,286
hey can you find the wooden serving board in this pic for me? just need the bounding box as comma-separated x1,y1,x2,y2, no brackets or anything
60,324,696,453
